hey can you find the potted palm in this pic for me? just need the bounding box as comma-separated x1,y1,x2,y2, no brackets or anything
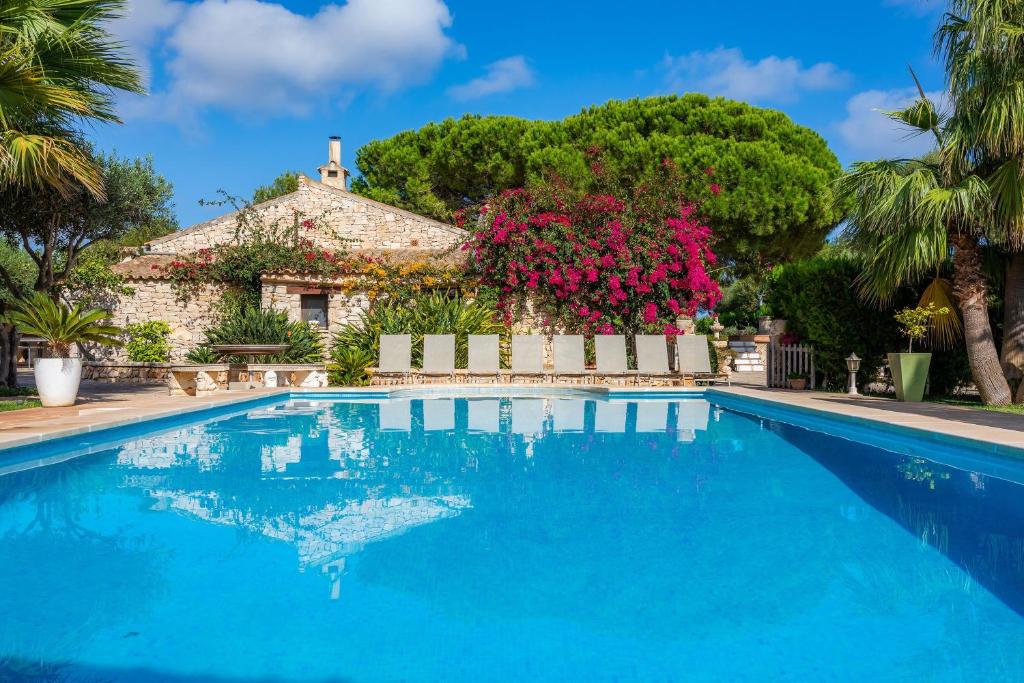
7,292,121,407
888,303,947,402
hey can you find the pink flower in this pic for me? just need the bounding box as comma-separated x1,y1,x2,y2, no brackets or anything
643,302,658,324
710,184,722,196
598,323,614,335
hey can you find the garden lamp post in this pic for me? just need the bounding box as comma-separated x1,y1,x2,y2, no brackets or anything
846,353,861,396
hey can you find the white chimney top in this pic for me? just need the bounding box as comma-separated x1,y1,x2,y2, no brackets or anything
318,135,348,190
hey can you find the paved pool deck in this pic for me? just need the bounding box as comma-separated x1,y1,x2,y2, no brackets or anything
1,381,1021,454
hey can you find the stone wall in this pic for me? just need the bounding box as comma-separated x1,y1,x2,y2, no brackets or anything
83,361,172,384
261,282,370,339
97,279,228,362
145,178,466,255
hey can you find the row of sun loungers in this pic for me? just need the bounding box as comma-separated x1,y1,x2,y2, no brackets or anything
374,334,728,385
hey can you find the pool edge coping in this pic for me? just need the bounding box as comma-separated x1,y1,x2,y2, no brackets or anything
705,387,1024,460
4,384,1023,462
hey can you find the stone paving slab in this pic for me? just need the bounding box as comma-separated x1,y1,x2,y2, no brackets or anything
711,386,1024,452
0,382,288,450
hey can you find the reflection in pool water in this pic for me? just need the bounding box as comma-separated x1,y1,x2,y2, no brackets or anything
1,397,1023,681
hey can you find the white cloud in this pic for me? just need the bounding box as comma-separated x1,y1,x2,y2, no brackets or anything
835,88,948,159
116,0,460,118
109,0,185,84
661,47,850,103
447,56,534,100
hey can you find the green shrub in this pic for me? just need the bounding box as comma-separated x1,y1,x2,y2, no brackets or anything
327,347,374,386
202,307,324,363
768,253,911,390
333,293,505,368
124,321,172,362
767,252,975,395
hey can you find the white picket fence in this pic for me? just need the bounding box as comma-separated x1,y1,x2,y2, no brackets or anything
767,343,816,389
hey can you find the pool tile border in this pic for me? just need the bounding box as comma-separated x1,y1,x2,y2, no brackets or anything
3,384,1022,470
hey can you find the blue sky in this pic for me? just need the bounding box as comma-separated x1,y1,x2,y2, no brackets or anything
95,0,948,227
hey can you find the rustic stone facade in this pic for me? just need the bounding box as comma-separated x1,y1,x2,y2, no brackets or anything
260,277,371,339
97,280,229,362
144,176,464,255
104,156,468,363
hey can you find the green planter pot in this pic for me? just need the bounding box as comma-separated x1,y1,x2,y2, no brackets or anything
888,352,931,402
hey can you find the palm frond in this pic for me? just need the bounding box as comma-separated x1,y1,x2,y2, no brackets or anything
5,290,121,355
919,277,962,349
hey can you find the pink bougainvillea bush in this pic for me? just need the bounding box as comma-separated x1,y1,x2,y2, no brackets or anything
462,159,722,336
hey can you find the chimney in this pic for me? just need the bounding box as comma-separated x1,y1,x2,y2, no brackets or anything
318,135,349,190
328,136,341,165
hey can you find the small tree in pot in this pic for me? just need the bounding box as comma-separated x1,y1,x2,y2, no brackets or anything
6,293,121,406
889,303,947,402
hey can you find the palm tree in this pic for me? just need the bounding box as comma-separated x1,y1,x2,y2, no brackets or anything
936,0,1024,400
0,0,142,198
834,89,1014,406
5,290,120,357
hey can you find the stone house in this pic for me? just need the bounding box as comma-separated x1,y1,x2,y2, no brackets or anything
105,137,468,362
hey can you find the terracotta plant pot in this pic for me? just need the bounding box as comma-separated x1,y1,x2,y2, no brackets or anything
788,378,807,390
888,352,931,402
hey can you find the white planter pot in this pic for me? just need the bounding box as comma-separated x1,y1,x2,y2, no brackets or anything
34,358,83,407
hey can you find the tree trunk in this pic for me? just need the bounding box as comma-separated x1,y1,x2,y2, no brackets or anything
952,235,1013,405
0,324,18,389
1002,252,1024,401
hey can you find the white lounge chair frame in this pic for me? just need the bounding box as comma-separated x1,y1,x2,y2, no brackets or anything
421,334,456,382
467,334,501,383
635,335,678,384
677,334,730,386
552,335,588,383
377,334,412,384
594,335,632,383
511,335,545,381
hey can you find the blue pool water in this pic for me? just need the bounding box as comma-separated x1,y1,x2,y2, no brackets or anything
2,394,1024,681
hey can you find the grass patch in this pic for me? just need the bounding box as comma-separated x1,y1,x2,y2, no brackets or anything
0,399,42,412
929,397,1024,415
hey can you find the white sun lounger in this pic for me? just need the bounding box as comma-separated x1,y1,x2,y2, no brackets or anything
467,334,501,383
377,334,412,384
422,334,456,382
594,335,633,382
511,335,545,381
678,334,730,385
423,398,455,431
552,335,587,382
635,335,678,384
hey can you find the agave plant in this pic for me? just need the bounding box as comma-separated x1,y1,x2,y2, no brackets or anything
333,293,505,368
184,345,219,364
6,292,120,356
202,306,324,363
327,346,374,386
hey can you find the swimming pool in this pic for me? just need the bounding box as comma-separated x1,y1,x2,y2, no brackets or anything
1,392,1023,681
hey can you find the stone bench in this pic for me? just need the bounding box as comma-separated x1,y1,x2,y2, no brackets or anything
168,364,230,397
247,363,328,388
